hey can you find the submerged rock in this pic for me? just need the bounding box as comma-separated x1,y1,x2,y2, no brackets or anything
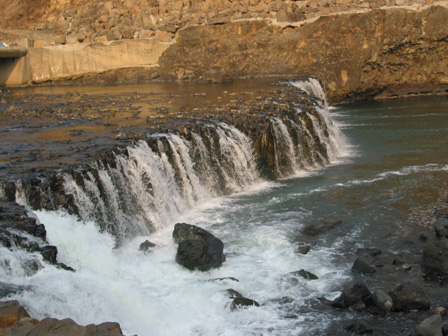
173,223,225,271
139,240,156,253
301,219,342,236
296,243,311,254
288,269,319,281
230,297,260,311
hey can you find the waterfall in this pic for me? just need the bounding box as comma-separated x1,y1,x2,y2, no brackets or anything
6,78,346,242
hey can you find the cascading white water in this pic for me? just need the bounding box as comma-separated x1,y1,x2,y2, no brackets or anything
53,123,263,241
291,79,349,163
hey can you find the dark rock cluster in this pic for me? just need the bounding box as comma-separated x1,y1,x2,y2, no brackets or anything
0,197,73,272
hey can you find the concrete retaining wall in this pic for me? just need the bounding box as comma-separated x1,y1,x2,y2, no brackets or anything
0,38,170,86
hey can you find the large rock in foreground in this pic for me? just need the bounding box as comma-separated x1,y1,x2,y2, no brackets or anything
173,223,225,272
389,283,430,312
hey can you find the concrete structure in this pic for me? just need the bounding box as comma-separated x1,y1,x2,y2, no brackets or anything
0,39,170,86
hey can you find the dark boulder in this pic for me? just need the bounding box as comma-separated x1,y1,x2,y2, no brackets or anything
422,239,448,281
173,223,225,271
230,297,260,311
352,256,376,274
434,220,448,238
331,283,372,309
301,219,342,236
414,314,443,336
389,283,430,312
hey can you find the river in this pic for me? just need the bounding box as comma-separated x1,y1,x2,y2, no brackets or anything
1,82,448,335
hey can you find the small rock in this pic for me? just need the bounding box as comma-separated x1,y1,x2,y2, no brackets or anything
56,262,76,272
415,314,443,336
40,245,58,264
139,240,156,252
230,297,260,311
432,307,447,316
296,244,311,254
371,290,393,313
294,269,319,280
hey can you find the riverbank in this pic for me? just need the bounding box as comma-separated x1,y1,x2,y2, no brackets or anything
1,1,447,104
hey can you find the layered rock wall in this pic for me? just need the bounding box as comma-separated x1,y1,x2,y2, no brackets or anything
158,4,448,101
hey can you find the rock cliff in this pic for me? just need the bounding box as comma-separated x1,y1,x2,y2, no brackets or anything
157,4,448,102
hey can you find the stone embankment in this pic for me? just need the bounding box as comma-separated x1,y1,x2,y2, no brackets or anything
0,0,447,103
